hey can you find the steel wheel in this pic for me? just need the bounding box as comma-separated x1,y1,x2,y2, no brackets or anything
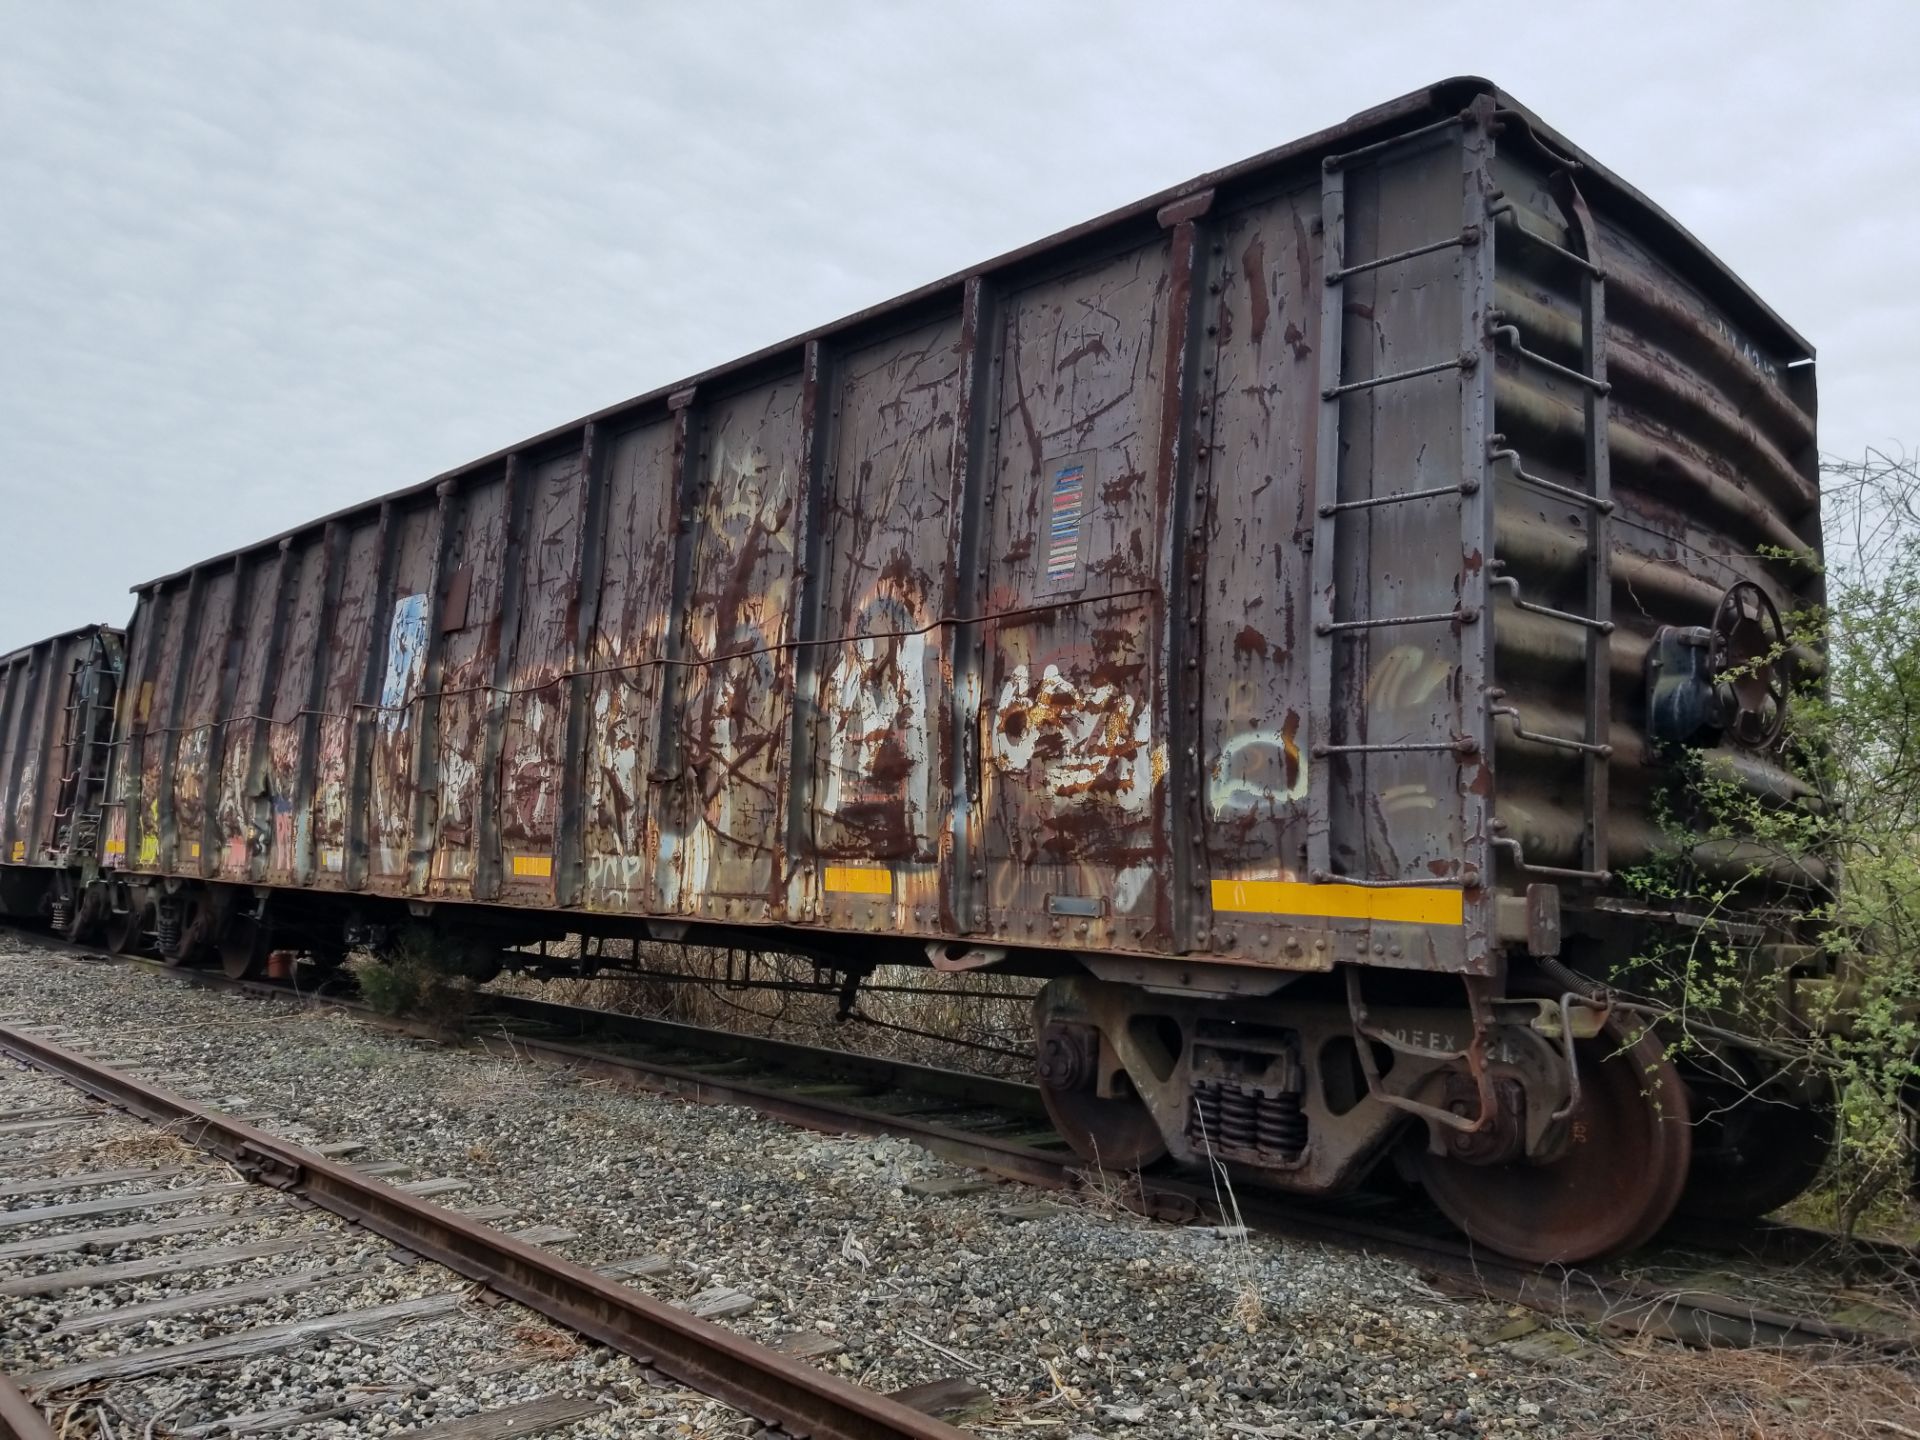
1037,1074,1168,1172
105,900,149,956
1678,1072,1834,1221
1414,1017,1692,1264
219,919,268,980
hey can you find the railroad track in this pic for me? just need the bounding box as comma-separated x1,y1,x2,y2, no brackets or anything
0,1012,991,1438
3,923,1917,1390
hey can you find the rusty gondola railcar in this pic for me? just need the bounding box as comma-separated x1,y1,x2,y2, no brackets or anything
0,625,124,926
80,77,1826,1262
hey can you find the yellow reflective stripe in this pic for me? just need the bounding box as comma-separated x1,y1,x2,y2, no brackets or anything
1210,878,1464,927
823,864,892,895
511,854,553,878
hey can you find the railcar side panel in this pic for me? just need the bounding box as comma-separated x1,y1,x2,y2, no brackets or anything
1195,187,1321,908
0,627,124,912
981,243,1172,950
212,554,278,881
0,645,43,865
428,473,510,897
809,317,966,934
580,420,680,911
310,519,385,888
173,567,236,875
361,504,434,889
265,539,325,884
666,377,807,913
495,449,592,906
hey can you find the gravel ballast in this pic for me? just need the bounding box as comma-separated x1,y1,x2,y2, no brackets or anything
0,937,1652,1437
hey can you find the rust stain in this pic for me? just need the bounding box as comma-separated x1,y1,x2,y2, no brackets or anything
1242,236,1269,346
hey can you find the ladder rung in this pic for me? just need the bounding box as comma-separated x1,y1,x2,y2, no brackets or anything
1326,227,1480,284
1320,479,1477,516
1488,448,1614,512
1490,325,1610,395
1323,113,1465,172
1493,835,1610,884
1314,738,1479,758
1309,870,1477,890
1492,706,1611,757
1324,353,1476,400
1487,203,1606,277
1318,607,1477,635
1489,575,1614,633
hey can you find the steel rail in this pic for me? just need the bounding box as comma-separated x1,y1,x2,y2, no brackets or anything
0,1374,55,1440
215,990,1920,1353
0,1023,971,1440
462,1020,1078,1191
3,924,1914,1356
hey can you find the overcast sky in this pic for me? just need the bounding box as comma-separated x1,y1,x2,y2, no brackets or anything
2,1,1914,651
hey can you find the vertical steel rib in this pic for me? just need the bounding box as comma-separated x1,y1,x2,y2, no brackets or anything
942,276,996,935
556,422,609,908
780,341,836,922
1456,99,1498,965
1153,192,1216,954
1306,163,1347,882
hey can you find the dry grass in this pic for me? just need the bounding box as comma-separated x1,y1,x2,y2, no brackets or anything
502,1319,585,1363
1563,1342,1920,1439
1062,1162,1150,1221
85,1123,202,1170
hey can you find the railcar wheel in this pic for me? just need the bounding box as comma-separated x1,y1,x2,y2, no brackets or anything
1037,1073,1168,1172
105,899,149,956
156,897,208,968
1677,1070,1834,1221
1414,1017,1692,1264
218,922,268,981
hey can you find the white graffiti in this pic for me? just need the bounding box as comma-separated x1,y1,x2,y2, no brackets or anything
991,662,1153,817
1206,723,1308,822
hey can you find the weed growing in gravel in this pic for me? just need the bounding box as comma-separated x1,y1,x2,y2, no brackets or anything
354,927,491,1027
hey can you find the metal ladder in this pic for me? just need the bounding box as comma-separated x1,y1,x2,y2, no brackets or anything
1307,109,1616,899
1305,105,1499,898
53,648,116,859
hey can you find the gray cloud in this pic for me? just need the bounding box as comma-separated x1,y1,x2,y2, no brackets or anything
3,0,1914,649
